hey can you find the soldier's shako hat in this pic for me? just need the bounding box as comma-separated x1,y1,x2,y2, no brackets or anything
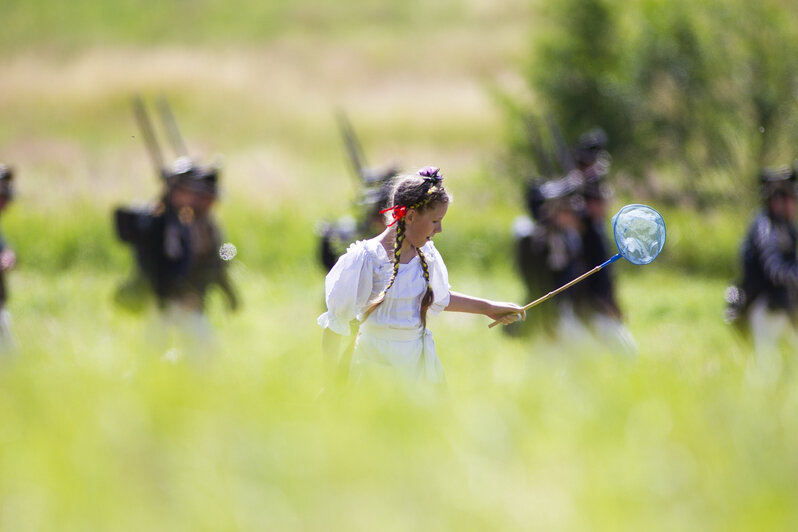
573,128,609,168
0,164,14,199
360,182,391,209
527,170,583,220
359,164,398,208
361,163,399,187
759,165,797,200
166,156,218,197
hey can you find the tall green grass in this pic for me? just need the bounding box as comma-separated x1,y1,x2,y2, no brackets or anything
0,199,794,530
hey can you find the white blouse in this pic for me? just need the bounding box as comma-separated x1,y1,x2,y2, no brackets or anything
318,238,451,335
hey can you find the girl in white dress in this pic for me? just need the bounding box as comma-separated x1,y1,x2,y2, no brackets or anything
318,167,524,386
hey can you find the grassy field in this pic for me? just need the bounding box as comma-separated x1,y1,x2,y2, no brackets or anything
1,1,796,531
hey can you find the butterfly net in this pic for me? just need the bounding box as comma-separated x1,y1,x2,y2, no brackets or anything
611,204,666,265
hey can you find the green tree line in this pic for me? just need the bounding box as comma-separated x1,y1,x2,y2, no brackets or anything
506,0,798,207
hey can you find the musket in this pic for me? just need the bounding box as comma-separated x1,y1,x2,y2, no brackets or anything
522,113,556,177
336,110,367,186
545,113,575,173
131,96,166,179
156,96,190,160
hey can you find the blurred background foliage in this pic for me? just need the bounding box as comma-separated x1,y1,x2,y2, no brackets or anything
504,0,798,210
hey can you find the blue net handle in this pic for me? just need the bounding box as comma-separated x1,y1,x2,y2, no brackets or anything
600,253,622,268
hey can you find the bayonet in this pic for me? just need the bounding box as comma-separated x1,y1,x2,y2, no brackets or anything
546,113,575,173
131,96,166,179
336,110,367,185
156,96,190,160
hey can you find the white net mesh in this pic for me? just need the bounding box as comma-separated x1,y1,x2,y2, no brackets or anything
611,204,666,265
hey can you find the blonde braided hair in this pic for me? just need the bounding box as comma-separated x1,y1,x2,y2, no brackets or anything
364,167,448,326
415,246,435,329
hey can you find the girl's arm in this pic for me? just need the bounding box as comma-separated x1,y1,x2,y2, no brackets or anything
445,291,525,324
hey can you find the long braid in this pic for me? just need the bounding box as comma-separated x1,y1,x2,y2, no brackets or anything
364,219,405,319
386,220,405,296
416,247,434,329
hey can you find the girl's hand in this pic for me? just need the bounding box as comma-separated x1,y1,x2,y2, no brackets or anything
486,302,525,325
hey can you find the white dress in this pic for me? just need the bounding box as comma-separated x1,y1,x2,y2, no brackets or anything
317,238,451,384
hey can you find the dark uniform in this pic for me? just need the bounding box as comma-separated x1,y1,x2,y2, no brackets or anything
740,211,798,315
570,130,622,320
577,203,622,319
727,166,798,361
114,157,237,315
511,172,584,336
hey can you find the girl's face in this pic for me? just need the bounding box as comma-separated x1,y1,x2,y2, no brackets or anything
404,201,448,248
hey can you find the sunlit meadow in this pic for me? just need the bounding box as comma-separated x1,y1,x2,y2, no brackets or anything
0,1,796,530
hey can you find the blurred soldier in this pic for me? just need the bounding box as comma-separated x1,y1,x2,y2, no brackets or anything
509,116,588,338
318,112,398,271
570,130,637,354
114,98,237,356
0,165,16,349
512,173,584,336
727,165,798,371
116,158,237,306
511,127,635,354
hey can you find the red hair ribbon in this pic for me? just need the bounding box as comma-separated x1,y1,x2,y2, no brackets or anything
380,205,407,226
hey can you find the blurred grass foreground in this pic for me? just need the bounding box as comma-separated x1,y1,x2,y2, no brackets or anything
2,1,798,531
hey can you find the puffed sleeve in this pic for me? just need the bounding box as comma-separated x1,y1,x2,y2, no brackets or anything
317,241,374,336
422,241,451,315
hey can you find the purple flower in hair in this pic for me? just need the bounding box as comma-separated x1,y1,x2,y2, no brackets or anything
417,166,443,183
